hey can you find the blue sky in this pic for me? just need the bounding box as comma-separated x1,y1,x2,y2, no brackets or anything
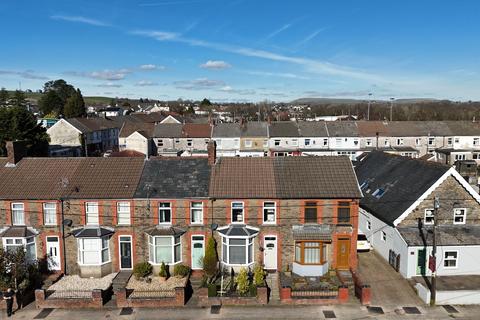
1,0,479,102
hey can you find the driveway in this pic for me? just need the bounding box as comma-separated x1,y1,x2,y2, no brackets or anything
358,250,424,307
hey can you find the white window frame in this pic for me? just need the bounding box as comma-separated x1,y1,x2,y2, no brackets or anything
148,235,182,265
231,202,244,224
190,202,204,224
157,139,164,147
366,139,372,147
453,208,467,225
274,139,280,146
447,137,453,146
415,138,421,146
323,139,328,146
454,137,460,144
424,208,434,225
263,201,276,224
263,139,268,147
292,139,298,146
397,138,404,146
118,235,133,270
85,202,99,226
381,231,387,242
304,139,311,146
245,140,252,148
77,236,110,266
474,138,480,146
43,202,57,226
443,250,458,269
11,202,25,226
366,220,371,231
159,202,172,225
2,236,36,261
221,235,254,267
117,202,131,225
428,137,435,146
384,139,390,147
187,139,193,147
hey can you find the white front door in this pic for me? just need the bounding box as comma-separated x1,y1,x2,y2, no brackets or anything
46,236,61,271
264,236,277,270
191,235,205,270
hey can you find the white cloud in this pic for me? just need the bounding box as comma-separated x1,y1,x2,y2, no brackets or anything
97,82,123,88
200,60,231,70
65,69,132,81
266,23,291,40
174,78,225,90
242,70,310,80
136,80,158,86
0,69,48,80
130,30,178,40
296,28,327,47
139,64,166,70
50,15,109,27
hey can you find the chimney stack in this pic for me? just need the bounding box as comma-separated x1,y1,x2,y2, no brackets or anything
207,140,217,165
6,141,28,167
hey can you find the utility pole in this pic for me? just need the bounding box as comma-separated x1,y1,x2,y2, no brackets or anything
390,97,395,121
367,93,372,121
430,196,440,306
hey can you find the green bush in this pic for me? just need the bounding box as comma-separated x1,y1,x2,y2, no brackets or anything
202,237,218,280
249,283,257,296
235,267,250,296
253,264,265,287
133,262,152,280
207,283,217,297
159,262,168,278
173,264,191,277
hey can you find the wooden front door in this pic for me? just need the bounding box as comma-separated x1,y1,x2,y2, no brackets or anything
337,238,350,269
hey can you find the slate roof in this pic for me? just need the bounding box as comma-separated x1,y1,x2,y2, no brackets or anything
217,224,259,237
297,122,328,137
239,122,268,137
119,121,155,138
212,123,241,138
135,158,211,198
210,156,362,199
292,225,332,241
355,151,450,225
66,117,123,133
326,121,359,137
398,226,480,246
0,157,145,200
182,124,212,138
153,123,183,138
71,226,115,238
145,226,186,236
268,122,300,137
0,226,38,238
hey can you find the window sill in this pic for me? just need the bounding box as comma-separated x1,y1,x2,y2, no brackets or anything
78,261,111,266
190,222,204,226
221,262,254,267
148,261,182,266
262,222,277,225
117,223,131,226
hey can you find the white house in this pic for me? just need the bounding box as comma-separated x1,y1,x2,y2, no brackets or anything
356,151,480,304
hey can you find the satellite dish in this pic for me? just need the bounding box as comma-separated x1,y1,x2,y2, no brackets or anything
210,223,218,231
63,219,73,227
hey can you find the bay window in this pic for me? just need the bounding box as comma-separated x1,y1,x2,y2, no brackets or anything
2,237,36,262
190,202,203,224
159,202,172,224
148,235,181,265
43,202,57,225
117,202,131,225
221,237,254,266
11,203,25,225
295,241,327,265
77,236,110,265
85,202,99,225
263,202,276,224
231,202,244,223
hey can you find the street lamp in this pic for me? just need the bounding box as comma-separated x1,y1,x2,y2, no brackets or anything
389,97,395,121
367,93,372,121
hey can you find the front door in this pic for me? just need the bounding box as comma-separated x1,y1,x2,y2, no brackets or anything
46,236,61,271
337,238,351,269
417,249,426,275
119,236,132,269
263,236,277,270
191,235,205,270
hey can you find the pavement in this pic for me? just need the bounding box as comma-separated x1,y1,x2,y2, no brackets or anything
357,250,424,307
4,302,480,319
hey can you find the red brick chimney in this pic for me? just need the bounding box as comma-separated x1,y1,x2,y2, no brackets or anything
207,140,216,165
6,141,28,166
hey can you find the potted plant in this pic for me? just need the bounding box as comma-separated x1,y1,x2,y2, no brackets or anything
159,262,168,281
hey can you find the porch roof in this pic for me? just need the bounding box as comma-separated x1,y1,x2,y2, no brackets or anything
71,226,115,238
0,226,38,238
144,226,186,237
292,225,332,241
217,224,259,237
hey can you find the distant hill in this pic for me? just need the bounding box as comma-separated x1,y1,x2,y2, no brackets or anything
7,91,129,106
291,97,440,105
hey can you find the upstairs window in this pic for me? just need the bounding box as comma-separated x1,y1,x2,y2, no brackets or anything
366,139,372,147
304,202,317,223
323,139,328,146
337,201,351,224
444,251,458,268
263,140,268,147
292,139,298,146
475,138,480,146
447,137,453,145
245,140,252,148
187,139,193,147
117,202,131,225
415,138,421,146
231,202,244,223
159,202,172,224
263,202,276,224
157,139,164,147
85,202,99,225
372,188,385,199
43,202,57,225
397,138,404,146
384,139,390,147
428,137,435,146
453,208,466,224
274,140,280,146
304,139,311,146
190,202,203,224
11,203,25,226
424,208,434,225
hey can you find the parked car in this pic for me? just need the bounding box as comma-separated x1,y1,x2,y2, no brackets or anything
357,233,371,252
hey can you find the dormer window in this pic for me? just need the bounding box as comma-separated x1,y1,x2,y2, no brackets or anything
372,188,385,199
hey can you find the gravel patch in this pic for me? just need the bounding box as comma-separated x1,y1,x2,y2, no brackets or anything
49,273,117,292
127,276,187,298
